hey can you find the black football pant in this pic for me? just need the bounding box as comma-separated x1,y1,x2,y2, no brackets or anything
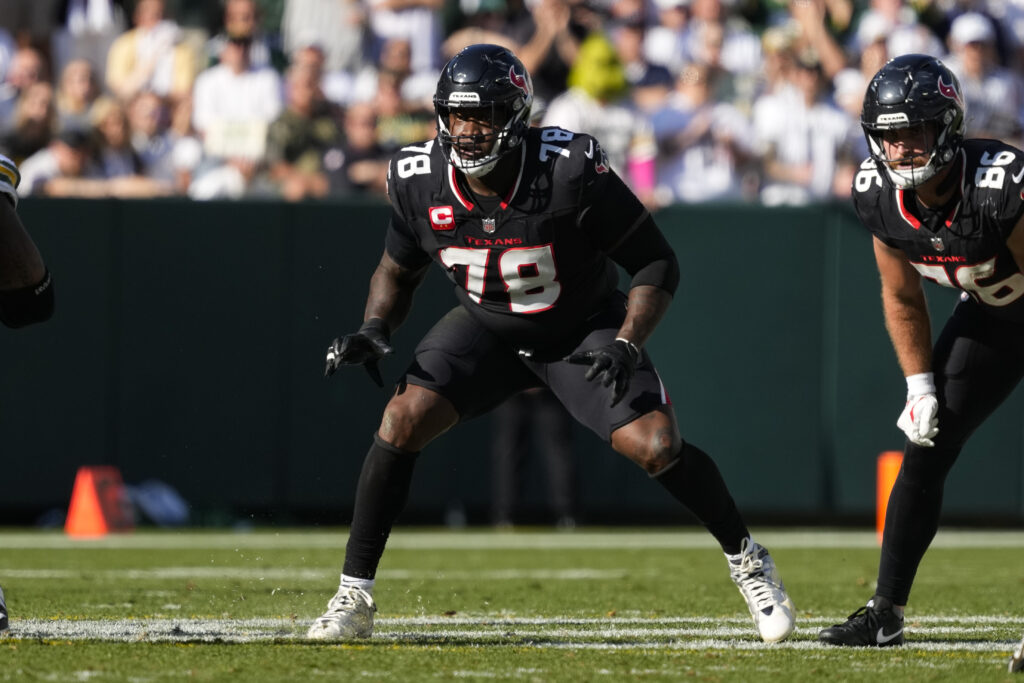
877,298,1024,605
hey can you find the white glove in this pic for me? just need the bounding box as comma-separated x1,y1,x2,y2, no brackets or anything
896,372,939,447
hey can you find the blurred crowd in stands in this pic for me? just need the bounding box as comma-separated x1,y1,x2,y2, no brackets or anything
1,0,1022,205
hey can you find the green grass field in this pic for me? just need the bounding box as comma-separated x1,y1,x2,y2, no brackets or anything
2,528,1023,682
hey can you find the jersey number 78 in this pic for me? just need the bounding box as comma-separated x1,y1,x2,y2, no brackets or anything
439,245,561,313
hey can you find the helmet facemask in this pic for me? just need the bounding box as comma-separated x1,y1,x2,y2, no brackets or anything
864,114,956,189
436,101,524,177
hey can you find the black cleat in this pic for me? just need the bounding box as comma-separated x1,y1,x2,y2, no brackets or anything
1010,634,1024,673
0,585,8,634
819,596,904,647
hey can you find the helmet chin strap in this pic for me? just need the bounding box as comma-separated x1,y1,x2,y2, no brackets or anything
452,151,500,177
885,149,943,189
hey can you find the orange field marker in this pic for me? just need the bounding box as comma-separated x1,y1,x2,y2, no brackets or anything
876,451,903,544
65,466,135,538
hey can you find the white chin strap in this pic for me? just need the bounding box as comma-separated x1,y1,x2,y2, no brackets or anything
884,154,941,188
450,148,500,177
869,135,942,189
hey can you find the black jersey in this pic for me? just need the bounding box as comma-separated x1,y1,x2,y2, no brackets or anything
852,139,1024,322
384,127,650,348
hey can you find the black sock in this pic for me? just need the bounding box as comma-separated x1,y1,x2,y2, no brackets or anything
342,434,419,579
875,444,958,605
652,442,749,555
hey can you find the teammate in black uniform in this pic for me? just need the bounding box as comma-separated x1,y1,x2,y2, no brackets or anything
308,44,796,643
0,155,51,331
818,54,1024,654
0,152,55,634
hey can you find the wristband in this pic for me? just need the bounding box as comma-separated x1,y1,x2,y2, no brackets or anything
905,372,935,398
615,337,640,360
360,317,390,340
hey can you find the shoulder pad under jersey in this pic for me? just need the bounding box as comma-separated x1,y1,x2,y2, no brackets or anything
387,139,444,217
963,139,1024,230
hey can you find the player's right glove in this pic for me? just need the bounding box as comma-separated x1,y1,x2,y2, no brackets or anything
324,317,393,387
565,337,640,407
896,372,939,447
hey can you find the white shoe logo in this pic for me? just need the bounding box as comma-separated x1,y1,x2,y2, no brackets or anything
876,626,903,644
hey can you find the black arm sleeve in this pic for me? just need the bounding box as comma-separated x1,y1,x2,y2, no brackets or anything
0,269,54,328
607,215,679,295
579,169,679,295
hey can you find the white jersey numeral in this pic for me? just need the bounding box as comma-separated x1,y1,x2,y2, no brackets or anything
499,246,561,312
438,245,561,312
912,257,1024,306
975,150,1016,189
538,128,574,163
396,140,435,178
439,247,490,304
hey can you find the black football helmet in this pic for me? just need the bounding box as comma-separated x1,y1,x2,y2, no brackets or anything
861,54,966,188
433,44,533,177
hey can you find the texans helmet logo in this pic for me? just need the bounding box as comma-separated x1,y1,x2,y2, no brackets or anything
594,145,609,174
509,66,530,96
937,76,963,109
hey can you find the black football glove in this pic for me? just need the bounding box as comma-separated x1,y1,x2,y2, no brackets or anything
565,338,640,407
324,317,393,387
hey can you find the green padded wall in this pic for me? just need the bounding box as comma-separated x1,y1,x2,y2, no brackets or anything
1,198,1020,523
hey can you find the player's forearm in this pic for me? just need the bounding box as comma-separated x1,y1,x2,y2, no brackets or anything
881,286,932,377
362,257,426,335
617,285,672,348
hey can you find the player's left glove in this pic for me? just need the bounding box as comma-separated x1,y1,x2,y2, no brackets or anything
324,317,393,387
896,372,939,447
565,338,640,407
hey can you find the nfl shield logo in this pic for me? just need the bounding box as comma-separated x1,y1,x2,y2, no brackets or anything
483,218,496,234
931,236,944,252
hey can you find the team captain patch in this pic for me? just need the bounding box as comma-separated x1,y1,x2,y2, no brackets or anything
429,205,454,231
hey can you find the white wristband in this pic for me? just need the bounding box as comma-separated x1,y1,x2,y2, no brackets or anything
905,372,935,398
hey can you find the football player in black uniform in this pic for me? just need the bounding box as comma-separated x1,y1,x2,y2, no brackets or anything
309,44,796,643
0,152,55,634
0,155,52,331
818,54,1024,651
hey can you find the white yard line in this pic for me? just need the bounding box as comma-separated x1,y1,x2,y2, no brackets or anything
0,567,630,580
0,529,1023,550
3,616,1021,649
